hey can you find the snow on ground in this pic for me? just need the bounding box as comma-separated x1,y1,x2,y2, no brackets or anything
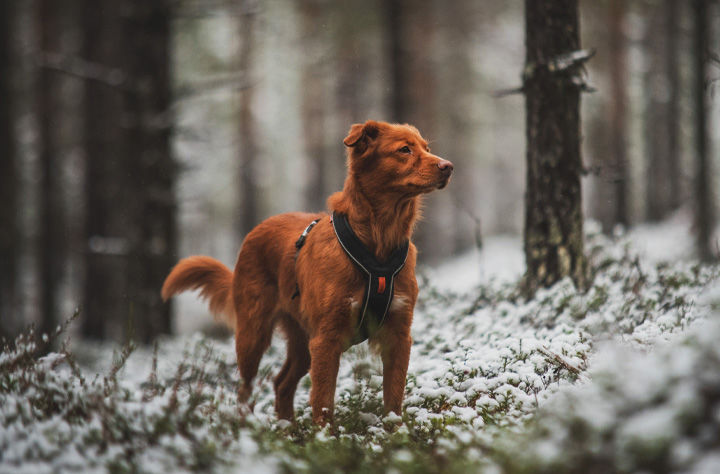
426,234,523,292
495,317,720,472
428,211,700,292
1,215,720,473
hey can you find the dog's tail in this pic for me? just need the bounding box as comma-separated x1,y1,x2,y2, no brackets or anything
161,256,235,331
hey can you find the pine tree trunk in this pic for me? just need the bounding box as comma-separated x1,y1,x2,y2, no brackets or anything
37,0,66,342
665,0,681,211
644,4,670,222
122,1,177,343
236,8,260,238
384,0,443,262
82,0,128,340
82,0,176,343
300,0,328,213
693,0,715,261
607,0,629,229
334,0,377,192
438,0,479,253
522,0,588,295
384,0,405,122
0,0,18,338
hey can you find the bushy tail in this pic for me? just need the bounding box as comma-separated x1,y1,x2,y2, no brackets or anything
161,256,235,330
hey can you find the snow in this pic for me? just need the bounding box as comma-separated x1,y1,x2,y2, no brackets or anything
2,215,720,472
428,234,524,291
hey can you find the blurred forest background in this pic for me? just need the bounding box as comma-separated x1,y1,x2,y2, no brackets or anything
0,0,718,344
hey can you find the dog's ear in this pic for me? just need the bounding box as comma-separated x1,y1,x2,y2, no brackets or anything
343,121,380,148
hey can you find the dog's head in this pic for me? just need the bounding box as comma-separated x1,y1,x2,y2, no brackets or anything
343,120,453,196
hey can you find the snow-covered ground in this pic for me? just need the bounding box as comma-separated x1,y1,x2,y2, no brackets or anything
2,214,719,473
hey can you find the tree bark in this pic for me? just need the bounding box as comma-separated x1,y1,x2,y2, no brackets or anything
37,0,67,343
693,0,715,261
300,0,328,212
333,0,380,197
522,0,588,295
384,0,405,123
437,0,479,253
607,0,629,229
665,0,681,211
122,1,177,343
83,0,176,343
236,6,260,238
644,3,670,222
0,0,18,339
82,0,127,340
384,0,443,262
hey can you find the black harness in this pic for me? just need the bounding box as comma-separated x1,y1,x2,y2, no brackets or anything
293,213,410,345
332,212,409,344
291,218,321,300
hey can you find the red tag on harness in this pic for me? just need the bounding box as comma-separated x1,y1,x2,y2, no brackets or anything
377,276,386,294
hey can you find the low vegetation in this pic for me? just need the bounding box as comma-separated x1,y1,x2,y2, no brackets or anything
1,232,719,473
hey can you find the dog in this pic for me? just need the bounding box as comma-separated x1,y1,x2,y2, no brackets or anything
161,120,453,424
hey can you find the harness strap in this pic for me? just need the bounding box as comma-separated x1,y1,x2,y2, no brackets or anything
331,212,409,344
291,218,320,300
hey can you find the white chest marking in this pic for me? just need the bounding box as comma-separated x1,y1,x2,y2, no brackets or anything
390,293,409,312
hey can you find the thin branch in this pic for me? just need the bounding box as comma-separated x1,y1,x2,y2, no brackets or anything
708,50,720,66
492,86,524,98
35,51,130,89
537,346,583,376
174,73,254,102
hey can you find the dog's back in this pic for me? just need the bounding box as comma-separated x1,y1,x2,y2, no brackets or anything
162,211,323,330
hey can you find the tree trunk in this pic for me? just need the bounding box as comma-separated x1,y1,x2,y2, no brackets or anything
665,0,681,211
300,0,328,212
37,0,67,343
236,7,260,238
607,0,629,230
82,0,128,340
693,0,715,261
0,0,18,339
522,0,588,295
384,0,406,122
437,0,479,253
644,3,670,222
122,1,177,343
333,0,379,195
384,0,443,262
83,0,176,343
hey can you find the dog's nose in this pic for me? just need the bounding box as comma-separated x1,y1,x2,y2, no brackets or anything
437,159,454,173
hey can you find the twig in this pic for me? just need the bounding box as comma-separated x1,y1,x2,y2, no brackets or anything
708,50,720,66
35,51,129,89
537,346,583,375
492,86,524,98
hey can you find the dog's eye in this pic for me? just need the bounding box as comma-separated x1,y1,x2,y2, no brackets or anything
398,146,412,154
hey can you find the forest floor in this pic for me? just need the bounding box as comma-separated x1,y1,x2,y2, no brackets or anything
2,211,720,473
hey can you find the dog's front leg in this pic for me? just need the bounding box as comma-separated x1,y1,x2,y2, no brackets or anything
380,331,412,416
308,335,342,425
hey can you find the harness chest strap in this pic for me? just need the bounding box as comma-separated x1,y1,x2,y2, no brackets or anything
292,213,410,345
331,212,409,344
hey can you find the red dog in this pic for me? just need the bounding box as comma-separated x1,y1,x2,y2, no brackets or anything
162,120,452,424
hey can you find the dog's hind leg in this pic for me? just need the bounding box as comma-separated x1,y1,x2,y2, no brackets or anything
273,315,311,420
234,294,276,404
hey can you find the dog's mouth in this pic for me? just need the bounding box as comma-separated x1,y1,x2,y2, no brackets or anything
436,175,451,190
406,175,452,194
